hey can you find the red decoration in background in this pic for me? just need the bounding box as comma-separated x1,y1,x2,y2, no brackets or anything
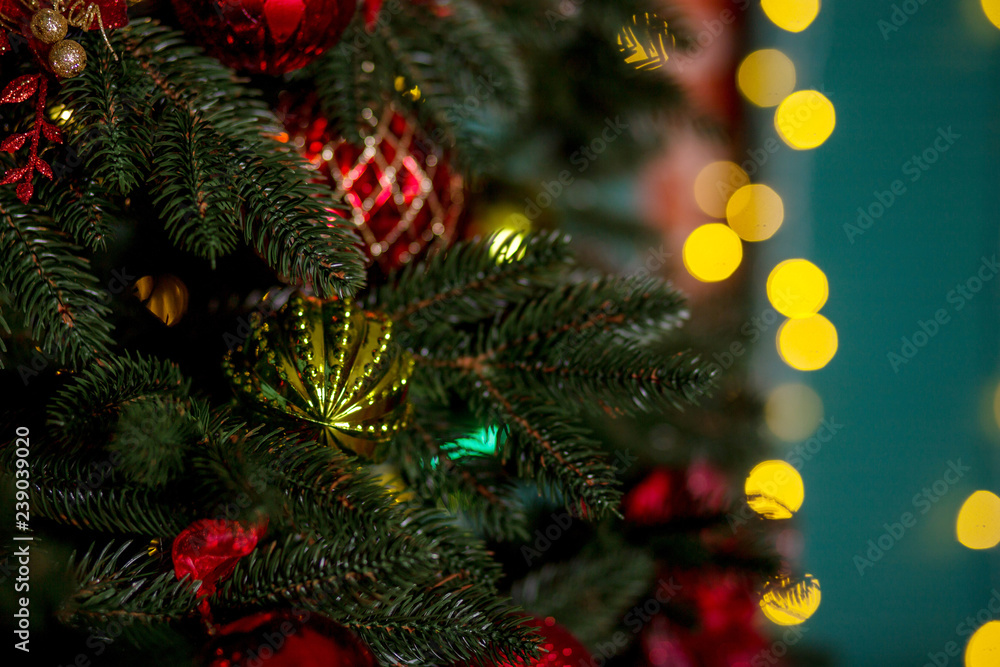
170,0,358,74
172,518,267,603
201,609,379,667
641,571,768,667
0,74,62,203
363,0,383,30
279,96,466,272
624,462,729,524
457,616,591,667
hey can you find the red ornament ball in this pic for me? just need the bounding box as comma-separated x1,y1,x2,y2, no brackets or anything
171,0,357,74
279,96,466,272
201,609,378,667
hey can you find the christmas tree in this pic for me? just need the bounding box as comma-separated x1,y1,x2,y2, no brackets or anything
0,1,787,665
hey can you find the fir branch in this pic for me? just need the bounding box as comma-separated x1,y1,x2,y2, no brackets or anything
511,536,656,647
372,232,573,329
0,192,113,366
310,0,528,170
476,379,622,518
47,353,189,447
109,396,195,488
386,422,530,541
54,39,151,195
149,109,241,264
36,176,122,252
60,541,198,631
218,536,536,666
496,343,716,416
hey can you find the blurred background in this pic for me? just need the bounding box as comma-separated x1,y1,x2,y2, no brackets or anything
474,0,1000,664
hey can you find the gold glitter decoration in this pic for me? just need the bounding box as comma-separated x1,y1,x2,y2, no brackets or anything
224,294,413,459
49,39,87,79
30,9,68,44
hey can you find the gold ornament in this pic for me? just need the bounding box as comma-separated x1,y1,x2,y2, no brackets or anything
224,294,413,459
48,39,87,78
133,274,189,327
759,573,821,626
30,8,67,44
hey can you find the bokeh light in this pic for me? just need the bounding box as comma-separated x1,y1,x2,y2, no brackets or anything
956,491,1000,550
992,381,1000,432
967,621,1000,666
759,574,821,625
778,315,838,371
765,383,824,442
775,90,836,150
737,49,797,108
983,0,1000,30
682,223,743,282
767,259,829,318
726,184,785,242
694,161,750,218
761,0,821,32
745,460,805,519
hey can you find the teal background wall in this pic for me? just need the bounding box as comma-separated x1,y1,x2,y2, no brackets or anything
749,0,1000,664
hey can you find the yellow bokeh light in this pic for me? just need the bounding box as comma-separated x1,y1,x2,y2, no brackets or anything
993,382,1000,431
737,49,797,108
983,0,1000,29
957,491,1000,550
777,315,838,371
775,90,836,150
760,574,821,625
745,460,804,519
765,383,824,442
767,259,829,318
761,0,821,32
682,223,743,283
967,621,1000,666
694,161,750,219
726,184,784,242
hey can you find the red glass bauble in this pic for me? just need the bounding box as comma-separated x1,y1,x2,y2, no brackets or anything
279,95,466,272
171,0,357,74
201,609,378,667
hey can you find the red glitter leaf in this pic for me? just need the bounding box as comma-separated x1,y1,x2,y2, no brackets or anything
1,75,39,104
0,132,28,152
16,181,33,203
1,166,28,184
40,121,63,143
36,159,53,179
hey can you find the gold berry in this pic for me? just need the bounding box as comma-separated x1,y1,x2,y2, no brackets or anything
30,9,67,44
49,39,87,79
